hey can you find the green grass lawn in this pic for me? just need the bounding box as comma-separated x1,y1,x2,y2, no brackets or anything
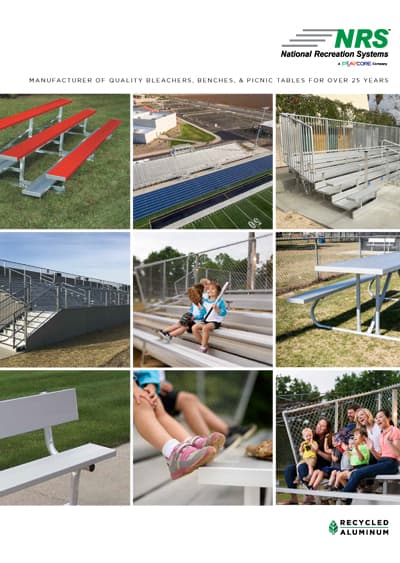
0,94,130,228
169,123,215,143
277,276,400,367
0,370,130,470
183,186,273,229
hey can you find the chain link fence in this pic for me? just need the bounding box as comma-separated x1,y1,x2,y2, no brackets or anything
277,233,400,295
277,384,400,469
134,233,273,305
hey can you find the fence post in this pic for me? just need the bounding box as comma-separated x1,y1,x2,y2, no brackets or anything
194,255,199,284
56,286,60,311
359,235,362,258
315,238,320,281
247,232,256,290
185,256,189,291
392,388,398,427
162,262,167,301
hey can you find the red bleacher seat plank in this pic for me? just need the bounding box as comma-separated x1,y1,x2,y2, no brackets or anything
0,99,72,132
48,119,122,180
1,109,96,161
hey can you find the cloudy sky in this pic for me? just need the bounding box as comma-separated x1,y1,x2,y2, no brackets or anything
277,369,365,394
0,232,130,283
133,231,273,261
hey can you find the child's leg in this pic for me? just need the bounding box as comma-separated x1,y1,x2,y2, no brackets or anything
169,326,187,337
328,470,336,486
163,322,182,333
133,398,175,451
191,322,203,343
201,323,215,347
153,398,191,442
176,392,229,435
311,470,325,490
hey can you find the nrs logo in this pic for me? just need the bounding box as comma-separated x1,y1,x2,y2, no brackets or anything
335,29,390,48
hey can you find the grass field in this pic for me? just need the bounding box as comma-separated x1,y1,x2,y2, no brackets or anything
0,370,130,470
168,123,215,143
0,94,130,228
182,186,273,229
277,276,400,367
0,324,130,368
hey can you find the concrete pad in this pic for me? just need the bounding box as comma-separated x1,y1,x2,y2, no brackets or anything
0,345,17,359
276,166,400,229
0,443,130,506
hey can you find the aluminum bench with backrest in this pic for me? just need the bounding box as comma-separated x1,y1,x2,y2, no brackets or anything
0,98,72,151
22,118,122,197
0,388,116,505
0,109,96,186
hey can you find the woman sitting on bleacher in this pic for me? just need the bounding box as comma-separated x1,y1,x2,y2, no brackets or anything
341,409,400,504
354,407,381,462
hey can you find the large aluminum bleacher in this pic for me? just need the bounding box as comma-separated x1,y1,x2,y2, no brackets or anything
280,112,400,214
133,142,255,190
0,260,129,351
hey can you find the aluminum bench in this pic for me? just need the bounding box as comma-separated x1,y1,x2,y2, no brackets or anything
287,274,377,336
198,429,272,505
0,109,96,186
0,388,116,505
22,118,122,198
0,98,72,152
287,274,375,305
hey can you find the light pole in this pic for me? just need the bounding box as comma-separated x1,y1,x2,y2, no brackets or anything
254,106,269,151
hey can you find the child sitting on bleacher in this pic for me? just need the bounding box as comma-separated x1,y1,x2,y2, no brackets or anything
336,428,370,489
158,285,206,343
133,371,225,480
294,427,318,485
192,281,227,353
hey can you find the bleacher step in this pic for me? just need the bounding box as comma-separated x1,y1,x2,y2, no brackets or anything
22,174,57,198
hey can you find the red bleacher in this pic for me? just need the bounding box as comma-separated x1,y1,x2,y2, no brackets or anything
48,119,121,180
0,99,72,132
1,109,96,161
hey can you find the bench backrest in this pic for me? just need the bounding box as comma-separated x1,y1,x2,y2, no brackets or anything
0,389,78,439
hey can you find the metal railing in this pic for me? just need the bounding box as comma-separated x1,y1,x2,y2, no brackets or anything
281,384,400,465
134,233,273,305
279,113,400,185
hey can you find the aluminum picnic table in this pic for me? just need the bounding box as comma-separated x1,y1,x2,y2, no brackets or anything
315,252,400,341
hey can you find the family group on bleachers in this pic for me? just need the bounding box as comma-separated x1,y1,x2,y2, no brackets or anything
283,404,400,504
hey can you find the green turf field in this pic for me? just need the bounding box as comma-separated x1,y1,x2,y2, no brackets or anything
182,186,273,229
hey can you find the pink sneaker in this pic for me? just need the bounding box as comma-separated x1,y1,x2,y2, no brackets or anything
188,432,226,453
167,443,217,480
200,345,208,353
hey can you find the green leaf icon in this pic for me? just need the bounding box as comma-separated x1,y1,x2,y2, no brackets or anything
329,521,338,535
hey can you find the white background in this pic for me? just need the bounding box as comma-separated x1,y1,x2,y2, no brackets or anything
1,0,399,559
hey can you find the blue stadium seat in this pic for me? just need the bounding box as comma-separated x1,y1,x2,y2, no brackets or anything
133,155,272,221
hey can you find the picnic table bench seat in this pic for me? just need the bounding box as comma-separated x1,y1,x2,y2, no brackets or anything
287,274,375,305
